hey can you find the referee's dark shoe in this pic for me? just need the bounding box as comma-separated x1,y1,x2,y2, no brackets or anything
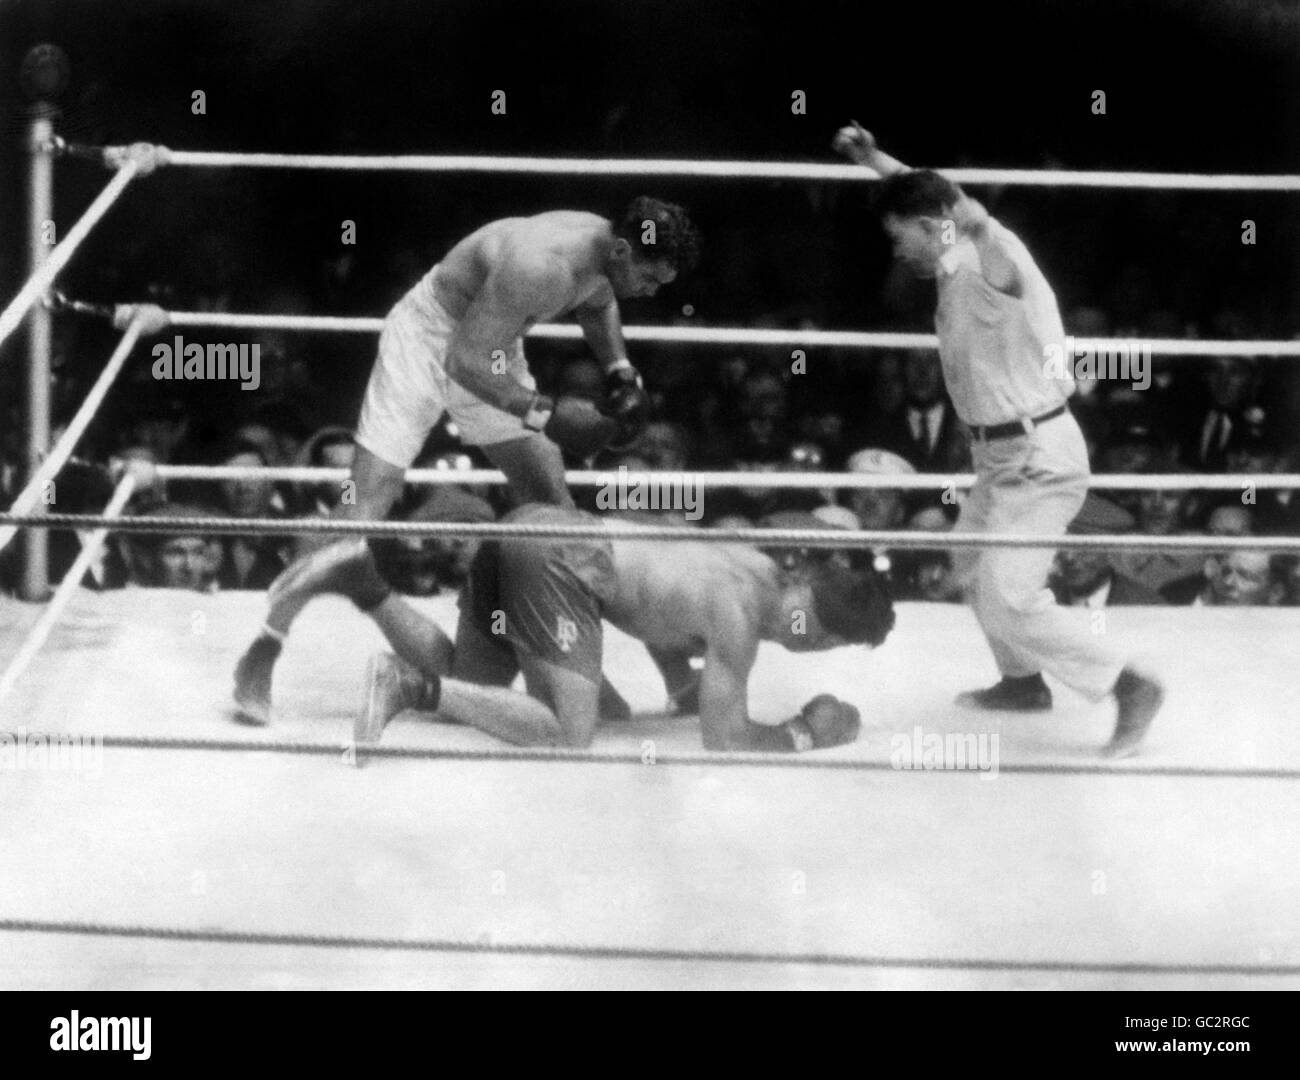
955,673,1053,712
1103,667,1164,757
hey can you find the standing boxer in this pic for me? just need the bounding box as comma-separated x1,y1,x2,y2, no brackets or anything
233,198,701,724
834,122,1163,756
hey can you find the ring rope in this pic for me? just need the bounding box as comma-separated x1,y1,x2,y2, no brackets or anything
0,317,146,556
55,139,1300,191
4,510,1300,552
154,463,1300,492
58,300,1300,356
0,161,142,353
3,916,1290,975
2,730,1292,781
0,475,135,700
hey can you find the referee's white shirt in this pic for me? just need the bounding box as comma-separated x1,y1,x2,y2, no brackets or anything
934,218,1072,428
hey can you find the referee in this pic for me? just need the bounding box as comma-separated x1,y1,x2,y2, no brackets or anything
834,121,1164,756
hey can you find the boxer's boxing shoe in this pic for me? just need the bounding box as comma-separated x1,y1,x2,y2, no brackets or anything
1103,667,1164,758
232,634,281,726
356,652,438,745
955,673,1052,712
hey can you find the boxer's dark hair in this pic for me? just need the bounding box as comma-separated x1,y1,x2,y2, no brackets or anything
809,561,895,647
616,196,702,274
874,169,961,220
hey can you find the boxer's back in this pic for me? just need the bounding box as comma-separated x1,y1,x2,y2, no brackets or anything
432,211,612,321
605,536,778,655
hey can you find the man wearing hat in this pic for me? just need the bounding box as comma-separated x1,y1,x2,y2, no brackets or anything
843,448,915,535
834,121,1164,755
839,447,920,584
1051,495,1164,608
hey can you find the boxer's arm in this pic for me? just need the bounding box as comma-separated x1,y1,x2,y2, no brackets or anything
647,645,701,714
698,616,803,753
444,258,576,416
574,290,633,374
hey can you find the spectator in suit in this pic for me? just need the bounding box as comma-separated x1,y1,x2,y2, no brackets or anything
1163,548,1287,607
1182,357,1259,472
875,350,967,475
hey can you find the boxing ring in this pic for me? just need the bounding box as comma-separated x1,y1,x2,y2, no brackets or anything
2,135,1299,989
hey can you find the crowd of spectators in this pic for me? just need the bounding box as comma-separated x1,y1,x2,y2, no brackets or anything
3,300,1296,612
0,182,1296,611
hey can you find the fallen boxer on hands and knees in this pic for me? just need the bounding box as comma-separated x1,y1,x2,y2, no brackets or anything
280,505,894,752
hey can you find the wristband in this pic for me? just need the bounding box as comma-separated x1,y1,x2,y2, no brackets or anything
605,358,634,375
784,717,816,753
522,393,555,432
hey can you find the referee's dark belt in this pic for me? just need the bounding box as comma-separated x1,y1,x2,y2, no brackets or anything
970,404,1066,441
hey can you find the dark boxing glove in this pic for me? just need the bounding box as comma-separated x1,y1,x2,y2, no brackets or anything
599,364,651,450
784,693,861,751
526,394,619,457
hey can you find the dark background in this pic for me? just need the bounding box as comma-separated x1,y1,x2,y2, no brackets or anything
0,0,1296,442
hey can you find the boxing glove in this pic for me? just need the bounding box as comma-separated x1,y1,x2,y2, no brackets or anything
785,693,861,750
599,365,651,450
529,394,619,457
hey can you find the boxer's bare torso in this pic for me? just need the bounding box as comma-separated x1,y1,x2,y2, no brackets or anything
432,212,620,327
428,211,650,420
601,532,780,658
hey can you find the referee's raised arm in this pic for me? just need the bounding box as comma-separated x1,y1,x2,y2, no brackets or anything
831,120,911,177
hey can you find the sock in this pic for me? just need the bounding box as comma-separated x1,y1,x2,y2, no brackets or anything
250,632,283,660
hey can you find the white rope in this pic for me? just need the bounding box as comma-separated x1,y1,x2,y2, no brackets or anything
0,318,145,556
0,473,135,701
154,310,1300,356
5,508,1299,553
153,464,1300,492
0,160,142,353
146,149,1300,190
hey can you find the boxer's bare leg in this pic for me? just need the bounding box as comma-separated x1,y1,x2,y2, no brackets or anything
435,652,598,748
234,445,407,724
370,595,456,678
481,433,574,509
265,445,406,636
